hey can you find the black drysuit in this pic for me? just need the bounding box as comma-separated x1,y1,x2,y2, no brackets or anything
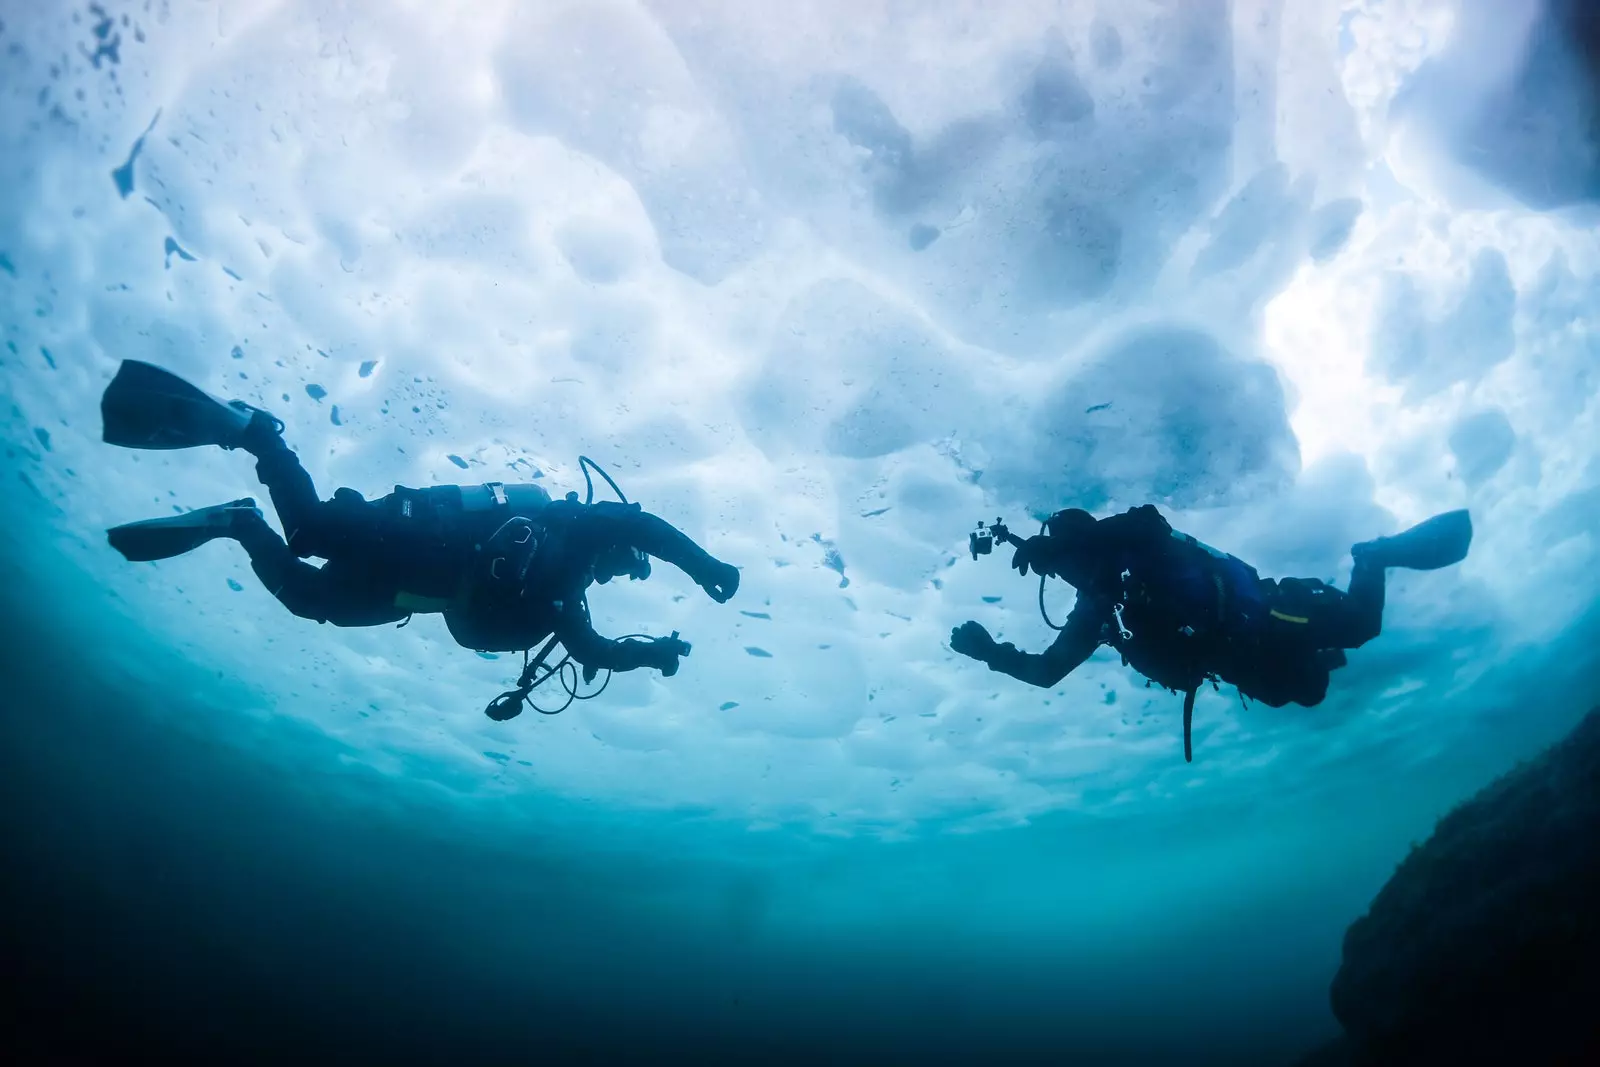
970,505,1386,708
230,433,733,675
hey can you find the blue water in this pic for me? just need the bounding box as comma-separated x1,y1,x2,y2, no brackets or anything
3,2,1598,1064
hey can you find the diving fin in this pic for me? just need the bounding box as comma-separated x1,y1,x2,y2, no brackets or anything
101,360,271,451
1352,509,1473,571
108,498,262,562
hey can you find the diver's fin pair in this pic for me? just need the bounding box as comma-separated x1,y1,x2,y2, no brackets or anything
101,359,276,451
1352,509,1472,571
107,499,263,562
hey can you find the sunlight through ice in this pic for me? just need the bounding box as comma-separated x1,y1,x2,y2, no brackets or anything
1,0,1597,834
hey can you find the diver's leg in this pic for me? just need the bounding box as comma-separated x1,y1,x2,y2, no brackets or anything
241,420,393,563
238,416,329,558
231,511,331,620
1341,559,1385,647
233,514,405,627
1281,565,1383,651
1250,576,1371,706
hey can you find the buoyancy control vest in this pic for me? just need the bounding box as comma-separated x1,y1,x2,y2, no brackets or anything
1111,529,1267,655
384,481,554,623
1102,529,1273,763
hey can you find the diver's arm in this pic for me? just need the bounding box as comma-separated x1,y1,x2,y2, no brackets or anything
552,597,687,676
586,501,739,601
985,612,1102,688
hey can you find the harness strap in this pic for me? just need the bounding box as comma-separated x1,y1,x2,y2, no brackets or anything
388,483,555,615
1183,687,1197,763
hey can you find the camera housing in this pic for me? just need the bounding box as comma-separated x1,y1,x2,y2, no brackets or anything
970,523,993,559
969,518,1009,560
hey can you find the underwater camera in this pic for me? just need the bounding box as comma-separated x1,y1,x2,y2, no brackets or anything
969,518,1011,560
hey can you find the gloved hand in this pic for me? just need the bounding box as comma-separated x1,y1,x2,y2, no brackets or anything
699,559,740,603
649,633,692,677
950,620,999,663
1011,535,1059,578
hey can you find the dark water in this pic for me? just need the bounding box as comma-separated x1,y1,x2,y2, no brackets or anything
6,500,1591,1067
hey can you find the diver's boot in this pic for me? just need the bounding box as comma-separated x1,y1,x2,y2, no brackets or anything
107,498,267,562
1351,509,1473,571
102,359,283,453
235,406,288,457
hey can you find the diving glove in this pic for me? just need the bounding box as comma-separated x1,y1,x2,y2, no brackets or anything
1010,535,1059,578
950,620,999,663
651,632,692,677
698,559,740,603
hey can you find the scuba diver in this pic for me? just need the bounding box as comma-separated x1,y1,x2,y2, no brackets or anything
951,503,1473,760
100,360,741,719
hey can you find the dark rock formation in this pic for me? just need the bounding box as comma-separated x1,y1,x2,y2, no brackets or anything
1327,707,1600,1064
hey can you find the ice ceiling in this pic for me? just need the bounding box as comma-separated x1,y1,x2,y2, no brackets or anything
2,0,1597,834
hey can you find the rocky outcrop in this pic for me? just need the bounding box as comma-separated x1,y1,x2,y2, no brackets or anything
1328,707,1600,1064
